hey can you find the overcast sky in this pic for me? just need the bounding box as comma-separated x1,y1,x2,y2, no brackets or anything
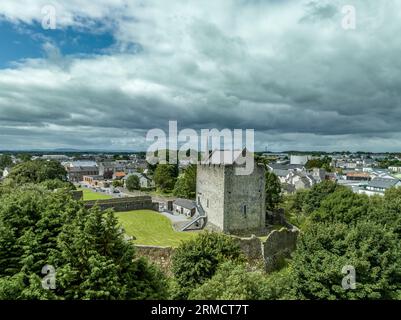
1,0,401,152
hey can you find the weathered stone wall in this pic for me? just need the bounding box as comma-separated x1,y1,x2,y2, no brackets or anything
197,162,266,235
134,245,174,275
232,235,263,261
197,165,226,230
224,164,266,234
235,228,298,272
134,228,299,275
84,196,159,212
71,190,83,201
263,228,299,272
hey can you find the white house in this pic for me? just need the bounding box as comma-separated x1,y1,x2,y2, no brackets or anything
389,166,401,173
2,167,11,178
290,155,311,165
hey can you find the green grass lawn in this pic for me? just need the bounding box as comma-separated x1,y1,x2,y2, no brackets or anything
115,210,198,247
78,188,113,201
148,189,174,197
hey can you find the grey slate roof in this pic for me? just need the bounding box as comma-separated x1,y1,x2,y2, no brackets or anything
368,178,399,190
273,169,289,177
174,198,196,210
268,163,305,171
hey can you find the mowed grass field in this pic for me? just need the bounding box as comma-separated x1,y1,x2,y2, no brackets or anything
115,210,198,247
79,188,113,201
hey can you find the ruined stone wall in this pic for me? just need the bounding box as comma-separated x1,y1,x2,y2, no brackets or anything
134,245,174,275
71,190,83,201
232,235,263,261
223,164,266,234
196,165,225,231
234,228,298,272
134,228,299,275
84,196,159,212
263,228,299,272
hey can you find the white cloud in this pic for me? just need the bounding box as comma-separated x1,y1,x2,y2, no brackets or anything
1,1,401,151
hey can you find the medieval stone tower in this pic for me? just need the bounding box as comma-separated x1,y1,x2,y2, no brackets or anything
196,150,266,235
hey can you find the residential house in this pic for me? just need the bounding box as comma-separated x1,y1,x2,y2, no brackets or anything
123,172,155,189
113,171,126,180
389,166,401,173
98,161,115,179
311,168,326,183
267,163,306,173
267,163,323,192
2,167,11,178
290,172,315,191
272,169,290,184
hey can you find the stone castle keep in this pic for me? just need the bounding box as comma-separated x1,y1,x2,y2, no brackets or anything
196,150,266,235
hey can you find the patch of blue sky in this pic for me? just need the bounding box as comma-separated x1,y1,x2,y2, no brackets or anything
0,18,116,68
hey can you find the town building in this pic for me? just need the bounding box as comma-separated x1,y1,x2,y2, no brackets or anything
346,172,371,181
2,167,10,178
65,161,99,182
389,166,401,173
113,171,126,180
98,162,115,179
290,155,311,165
41,155,70,161
83,175,110,188
358,178,401,196
173,198,197,217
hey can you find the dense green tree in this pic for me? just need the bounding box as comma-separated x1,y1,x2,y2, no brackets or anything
377,158,401,169
0,185,168,300
126,175,140,192
112,180,123,188
0,272,57,300
0,185,80,277
258,267,297,300
305,157,333,172
7,160,67,185
16,154,32,162
280,190,309,227
265,171,282,211
173,165,196,199
302,181,341,215
52,208,168,299
289,221,401,299
310,188,370,224
0,154,13,170
367,187,401,238
171,232,244,299
39,179,76,191
189,261,267,300
153,164,178,193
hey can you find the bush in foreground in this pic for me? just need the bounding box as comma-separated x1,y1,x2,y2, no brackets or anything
171,232,244,299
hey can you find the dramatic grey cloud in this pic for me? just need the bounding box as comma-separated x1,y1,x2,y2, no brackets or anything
1,0,401,151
